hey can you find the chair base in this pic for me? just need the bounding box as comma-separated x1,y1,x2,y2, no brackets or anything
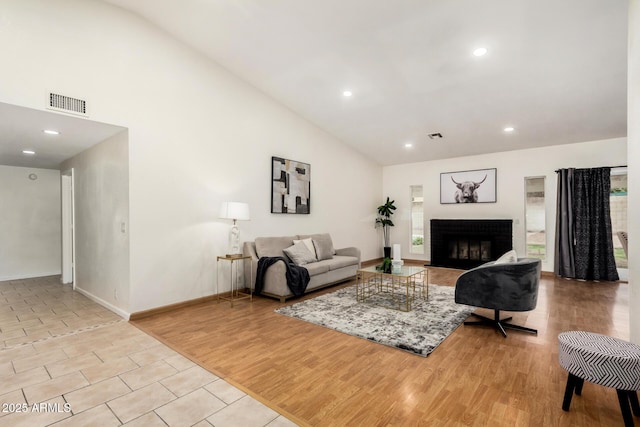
464,309,537,338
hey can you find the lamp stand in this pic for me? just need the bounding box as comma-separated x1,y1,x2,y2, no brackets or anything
226,219,242,258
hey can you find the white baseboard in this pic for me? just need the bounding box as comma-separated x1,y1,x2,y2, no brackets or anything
74,287,131,320
0,271,61,281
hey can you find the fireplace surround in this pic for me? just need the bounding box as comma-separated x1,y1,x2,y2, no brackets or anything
430,219,513,269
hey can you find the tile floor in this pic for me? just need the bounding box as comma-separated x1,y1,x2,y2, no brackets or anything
0,275,297,427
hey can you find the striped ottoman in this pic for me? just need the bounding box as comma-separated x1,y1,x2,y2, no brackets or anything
558,331,640,426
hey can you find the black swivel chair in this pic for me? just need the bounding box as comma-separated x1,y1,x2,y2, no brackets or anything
454,257,541,337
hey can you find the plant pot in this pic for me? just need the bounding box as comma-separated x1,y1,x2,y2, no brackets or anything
383,246,391,259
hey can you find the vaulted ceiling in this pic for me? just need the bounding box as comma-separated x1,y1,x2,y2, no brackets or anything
1,1,628,169
102,0,628,165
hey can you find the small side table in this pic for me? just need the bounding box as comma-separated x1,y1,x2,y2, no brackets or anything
216,255,252,307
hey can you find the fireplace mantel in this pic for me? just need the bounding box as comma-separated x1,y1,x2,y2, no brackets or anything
430,219,513,269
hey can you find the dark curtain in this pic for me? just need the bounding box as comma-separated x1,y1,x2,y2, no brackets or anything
573,168,619,280
554,167,619,281
554,168,575,277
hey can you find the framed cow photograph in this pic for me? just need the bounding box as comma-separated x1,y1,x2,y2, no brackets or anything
440,168,497,204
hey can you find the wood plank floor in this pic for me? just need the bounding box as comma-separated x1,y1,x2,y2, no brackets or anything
131,266,630,426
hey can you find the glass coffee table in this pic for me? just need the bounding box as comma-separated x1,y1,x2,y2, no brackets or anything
355,265,429,312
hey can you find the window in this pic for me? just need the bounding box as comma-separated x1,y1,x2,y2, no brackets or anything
410,185,424,254
525,177,545,259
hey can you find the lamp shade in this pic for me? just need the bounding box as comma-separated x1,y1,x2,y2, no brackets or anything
219,202,250,221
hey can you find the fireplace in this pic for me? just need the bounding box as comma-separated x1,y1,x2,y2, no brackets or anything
430,219,512,269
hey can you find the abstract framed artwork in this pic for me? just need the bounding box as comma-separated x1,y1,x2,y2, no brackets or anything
271,156,311,214
440,168,497,204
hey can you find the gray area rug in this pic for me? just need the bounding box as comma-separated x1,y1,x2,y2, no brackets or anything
275,284,473,357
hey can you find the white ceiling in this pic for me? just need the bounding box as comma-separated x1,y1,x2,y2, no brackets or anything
1,1,628,169
101,0,628,165
0,102,125,170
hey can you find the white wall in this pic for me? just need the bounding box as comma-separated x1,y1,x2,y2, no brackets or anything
629,0,639,345
0,0,381,313
383,138,627,272
60,131,130,316
0,166,61,280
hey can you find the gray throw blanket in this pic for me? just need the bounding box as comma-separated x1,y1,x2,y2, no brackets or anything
255,257,310,297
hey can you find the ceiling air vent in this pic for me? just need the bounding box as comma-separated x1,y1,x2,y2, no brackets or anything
47,92,88,116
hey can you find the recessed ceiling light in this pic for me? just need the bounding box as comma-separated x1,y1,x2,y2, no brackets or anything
22,150,36,155
343,90,352,97
43,129,60,135
473,47,488,57
504,127,515,132
405,143,413,148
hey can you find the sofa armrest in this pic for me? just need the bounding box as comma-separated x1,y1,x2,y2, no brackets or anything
243,242,259,289
242,242,290,293
335,247,361,263
262,260,288,294
244,241,259,260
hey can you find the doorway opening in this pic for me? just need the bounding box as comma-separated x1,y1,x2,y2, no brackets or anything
610,167,627,280
61,169,75,287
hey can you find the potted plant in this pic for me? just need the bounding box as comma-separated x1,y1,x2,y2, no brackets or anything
376,257,393,274
375,197,396,258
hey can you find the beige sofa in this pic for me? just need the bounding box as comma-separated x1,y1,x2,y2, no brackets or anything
243,233,361,302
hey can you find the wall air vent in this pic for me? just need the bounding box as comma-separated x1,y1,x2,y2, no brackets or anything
47,92,88,116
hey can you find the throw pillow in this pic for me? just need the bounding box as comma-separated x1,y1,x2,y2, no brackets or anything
283,242,317,266
494,249,518,264
293,238,317,261
313,235,335,261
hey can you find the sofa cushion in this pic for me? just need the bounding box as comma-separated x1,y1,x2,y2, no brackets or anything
304,262,330,276
293,238,317,260
313,256,359,271
255,236,296,259
297,234,335,260
283,242,317,266
325,255,359,271
297,234,336,258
